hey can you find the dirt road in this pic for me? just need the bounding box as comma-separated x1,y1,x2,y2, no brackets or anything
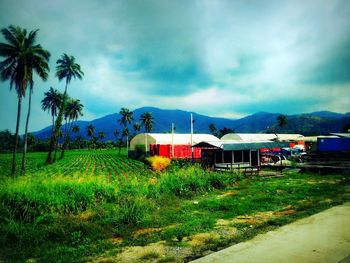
191,202,350,263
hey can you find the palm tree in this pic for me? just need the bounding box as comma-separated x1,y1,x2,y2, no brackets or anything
46,53,83,164
41,87,63,132
133,122,141,134
86,124,95,149
140,112,154,153
122,127,129,153
98,131,105,149
118,108,134,154
277,115,287,128
0,25,50,175
60,98,83,159
208,123,217,137
72,125,80,134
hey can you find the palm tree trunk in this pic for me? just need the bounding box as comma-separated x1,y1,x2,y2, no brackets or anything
46,81,68,164
60,119,73,159
21,83,33,173
12,96,22,175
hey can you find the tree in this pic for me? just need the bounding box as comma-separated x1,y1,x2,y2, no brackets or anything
140,112,154,133
0,25,50,175
41,87,63,132
277,114,287,128
72,125,80,134
46,53,83,164
209,123,218,137
86,124,95,149
98,131,105,143
59,98,83,159
122,127,129,152
140,112,154,153
118,108,134,154
218,127,234,138
133,123,141,134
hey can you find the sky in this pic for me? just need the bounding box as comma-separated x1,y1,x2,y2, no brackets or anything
0,0,350,133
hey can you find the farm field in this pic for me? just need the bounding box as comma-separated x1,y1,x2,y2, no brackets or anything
0,149,350,262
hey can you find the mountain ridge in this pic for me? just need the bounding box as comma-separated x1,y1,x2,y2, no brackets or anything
32,108,350,141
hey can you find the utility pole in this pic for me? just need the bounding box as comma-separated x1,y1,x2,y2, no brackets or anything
172,123,175,158
190,113,194,161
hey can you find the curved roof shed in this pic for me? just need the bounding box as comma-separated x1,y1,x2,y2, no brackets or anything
130,133,219,151
221,133,304,142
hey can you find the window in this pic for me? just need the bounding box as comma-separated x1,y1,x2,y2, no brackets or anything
243,150,250,162
215,151,223,163
223,151,232,163
233,150,242,162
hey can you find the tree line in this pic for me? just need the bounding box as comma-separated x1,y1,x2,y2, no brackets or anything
0,25,84,175
0,25,157,175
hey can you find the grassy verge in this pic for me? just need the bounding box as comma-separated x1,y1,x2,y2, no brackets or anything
0,150,349,262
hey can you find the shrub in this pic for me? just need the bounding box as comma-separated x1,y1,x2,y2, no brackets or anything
146,156,171,172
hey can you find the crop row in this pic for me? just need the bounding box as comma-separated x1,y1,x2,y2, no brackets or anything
0,149,151,180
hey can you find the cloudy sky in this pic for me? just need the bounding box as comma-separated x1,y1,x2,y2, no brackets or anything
0,0,349,133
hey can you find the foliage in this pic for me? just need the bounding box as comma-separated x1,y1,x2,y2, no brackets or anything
146,155,171,172
0,149,350,262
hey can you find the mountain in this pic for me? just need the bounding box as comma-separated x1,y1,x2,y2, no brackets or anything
32,107,350,141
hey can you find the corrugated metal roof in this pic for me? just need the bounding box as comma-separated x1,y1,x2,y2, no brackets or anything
329,133,350,138
193,140,289,150
221,133,304,141
133,133,219,145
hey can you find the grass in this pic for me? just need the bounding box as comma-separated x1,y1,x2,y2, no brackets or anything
0,149,349,262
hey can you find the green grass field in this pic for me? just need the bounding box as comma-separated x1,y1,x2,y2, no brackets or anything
0,149,349,262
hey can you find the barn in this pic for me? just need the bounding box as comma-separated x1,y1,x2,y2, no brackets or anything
129,133,219,159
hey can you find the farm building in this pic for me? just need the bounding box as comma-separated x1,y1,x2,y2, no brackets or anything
129,133,219,159
193,140,289,171
221,133,304,142
221,133,305,153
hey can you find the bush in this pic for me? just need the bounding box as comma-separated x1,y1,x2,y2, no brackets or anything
146,156,171,172
157,166,235,197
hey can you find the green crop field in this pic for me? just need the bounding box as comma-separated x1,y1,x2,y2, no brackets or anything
0,149,350,262
0,149,150,179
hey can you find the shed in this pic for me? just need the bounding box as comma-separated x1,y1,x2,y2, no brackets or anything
129,133,219,159
317,137,350,152
194,140,289,171
221,133,304,142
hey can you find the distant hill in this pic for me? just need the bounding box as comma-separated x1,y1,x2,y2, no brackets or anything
32,107,350,141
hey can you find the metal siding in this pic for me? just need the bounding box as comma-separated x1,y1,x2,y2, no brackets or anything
318,138,350,151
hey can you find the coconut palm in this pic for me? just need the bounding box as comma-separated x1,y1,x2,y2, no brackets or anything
46,53,83,163
140,112,154,133
122,127,130,153
98,131,105,149
72,125,80,134
41,87,63,131
86,124,95,149
118,108,134,154
277,114,287,128
133,122,141,134
140,112,154,153
60,99,83,159
0,25,50,174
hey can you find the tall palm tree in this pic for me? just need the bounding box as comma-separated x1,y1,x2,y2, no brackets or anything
0,25,50,175
41,87,63,131
86,124,95,149
140,112,154,153
46,53,83,163
277,115,287,128
118,108,134,155
98,131,105,149
60,98,83,159
72,125,80,134
122,127,130,152
133,122,141,134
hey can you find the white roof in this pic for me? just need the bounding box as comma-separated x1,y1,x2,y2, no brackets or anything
221,133,304,141
133,133,220,145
